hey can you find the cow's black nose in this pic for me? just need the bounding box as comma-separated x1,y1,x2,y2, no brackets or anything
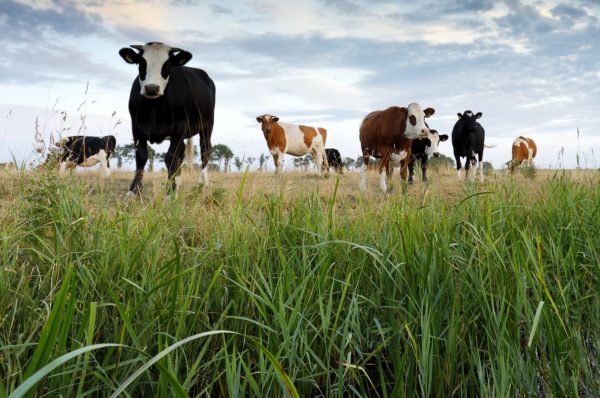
265,128,272,134
144,84,160,97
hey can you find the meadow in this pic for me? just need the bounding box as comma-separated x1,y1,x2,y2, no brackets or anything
0,167,598,397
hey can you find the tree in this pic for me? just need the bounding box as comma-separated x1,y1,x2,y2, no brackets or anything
293,156,311,171
343,157,355,170
113,144,136,168
258,153,270,172
428,154,455,170
354,156,364,168
245,156,256,169
234,156,244,172
211,144,234,172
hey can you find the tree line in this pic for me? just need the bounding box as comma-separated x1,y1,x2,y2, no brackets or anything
112,143,463,172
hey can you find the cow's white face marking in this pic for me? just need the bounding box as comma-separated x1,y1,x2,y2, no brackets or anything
423,131,447,157
405,103,433,139
120,42,192,99
138,43,171,99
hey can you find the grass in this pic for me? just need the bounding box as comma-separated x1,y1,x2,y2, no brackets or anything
0,167,599,397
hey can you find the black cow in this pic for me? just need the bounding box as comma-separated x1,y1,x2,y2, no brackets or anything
408,130,448,182
325,148,343,173
55,135,116,176
119,42,215,197
451,110,490,181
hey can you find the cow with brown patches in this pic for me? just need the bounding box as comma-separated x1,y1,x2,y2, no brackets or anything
359,103,435,192
507,136,537,172
256,114,328,174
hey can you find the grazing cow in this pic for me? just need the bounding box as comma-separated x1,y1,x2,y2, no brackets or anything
55,135,116,176
325,148,343,173
359,103,435,192
119,42,215,197
256,114,328,174
507,136,537,172
451,110,493,181
408,129,449,183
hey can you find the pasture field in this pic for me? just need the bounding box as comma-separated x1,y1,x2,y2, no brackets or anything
0,167,599,397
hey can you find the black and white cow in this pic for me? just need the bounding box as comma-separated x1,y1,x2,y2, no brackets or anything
408,129,448,182
325,148,343,173
451,110,492,181
55,135,116,176
119,42,215,197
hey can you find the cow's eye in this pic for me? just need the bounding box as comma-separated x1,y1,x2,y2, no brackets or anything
138,58,147,80
161,60,171,79
409,115,417,126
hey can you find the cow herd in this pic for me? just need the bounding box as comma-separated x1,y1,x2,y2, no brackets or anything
20,42,538,196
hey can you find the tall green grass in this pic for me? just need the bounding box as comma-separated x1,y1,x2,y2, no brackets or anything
0,171,598,397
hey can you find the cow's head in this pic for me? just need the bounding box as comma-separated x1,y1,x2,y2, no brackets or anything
119,42,192,99
405,103,435,139
457,110,482,132
256,114,280,135
422,130,449,157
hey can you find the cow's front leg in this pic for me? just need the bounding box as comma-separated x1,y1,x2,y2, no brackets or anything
421,155,428,182
378,154,390,192
165,139,186,193
127,138,148,198
408,156,416,183
454,152,463,179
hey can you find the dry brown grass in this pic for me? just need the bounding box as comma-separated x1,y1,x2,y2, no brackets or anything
1,166,598,208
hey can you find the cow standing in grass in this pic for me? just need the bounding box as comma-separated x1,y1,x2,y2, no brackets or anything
119,42,215,197
256,114,328,175
507,136,537,172
359,103,435,192
408,129,448,183
325,148,343,174
451,111,494,182
55,135,116,176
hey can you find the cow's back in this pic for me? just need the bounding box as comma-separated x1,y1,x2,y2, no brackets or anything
360,107,407,151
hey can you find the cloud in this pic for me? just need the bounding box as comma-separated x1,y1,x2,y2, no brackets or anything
0,0,105,40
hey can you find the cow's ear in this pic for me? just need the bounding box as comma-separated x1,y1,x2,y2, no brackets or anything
475,112,482,119
171,50,192,66
119,48,140,64
424,108,435,118
457,113,463,119
272,116,279,122
439,134,449,142
256,116,263,123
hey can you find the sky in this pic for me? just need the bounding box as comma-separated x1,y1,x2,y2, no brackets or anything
1,0,599,170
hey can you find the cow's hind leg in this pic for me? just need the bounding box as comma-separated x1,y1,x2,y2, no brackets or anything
165,140,186,193
478,151,484,182
359,152,369,192
199,131,211,185
379,154,391,192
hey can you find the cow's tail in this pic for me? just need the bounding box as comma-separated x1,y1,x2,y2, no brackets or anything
185,138,194,169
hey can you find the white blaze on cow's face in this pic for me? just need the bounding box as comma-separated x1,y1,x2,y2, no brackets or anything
424,130,449,158
404,103,435,139
119,42,192,99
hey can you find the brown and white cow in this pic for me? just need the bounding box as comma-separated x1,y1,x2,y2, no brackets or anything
359,103,434,192
256,114,328,174
507,136,537,172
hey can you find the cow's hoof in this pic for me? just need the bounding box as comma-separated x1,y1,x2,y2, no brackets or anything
124,191,139,202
